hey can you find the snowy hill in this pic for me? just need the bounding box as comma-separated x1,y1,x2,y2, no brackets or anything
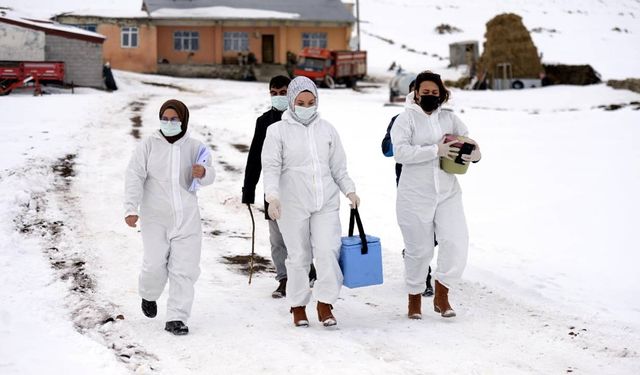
358,0,640,80
1,1,640,374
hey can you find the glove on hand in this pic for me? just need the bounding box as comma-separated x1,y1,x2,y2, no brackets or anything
267,198,281,220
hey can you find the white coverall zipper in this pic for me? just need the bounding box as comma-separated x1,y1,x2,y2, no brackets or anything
308,124,323,211
171,145,184,228
432,115,442,195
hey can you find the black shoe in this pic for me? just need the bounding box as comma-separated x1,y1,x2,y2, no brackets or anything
165,321,189,335
272,278,287,298
308,264,317,287
141,299,157,318
423,284,434,297
423,267,434,297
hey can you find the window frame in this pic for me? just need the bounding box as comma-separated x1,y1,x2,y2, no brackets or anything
173,31,200,52
302,32,328,49
223,31,249,52
121,26,139,48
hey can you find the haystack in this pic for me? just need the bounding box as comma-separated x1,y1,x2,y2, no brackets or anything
543,64,601,85
478,13,542,80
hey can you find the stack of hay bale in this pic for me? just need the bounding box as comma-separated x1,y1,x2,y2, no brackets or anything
478,13,542,84
543,64,601,85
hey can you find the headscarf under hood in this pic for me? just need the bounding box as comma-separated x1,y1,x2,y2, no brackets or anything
286,76,319,125
159,99,190,143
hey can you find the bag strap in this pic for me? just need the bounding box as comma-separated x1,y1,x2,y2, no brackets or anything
348,208,369,255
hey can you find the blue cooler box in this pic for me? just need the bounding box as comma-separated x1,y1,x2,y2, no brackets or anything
339,209,383,288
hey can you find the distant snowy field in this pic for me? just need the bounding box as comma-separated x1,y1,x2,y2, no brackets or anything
1,0,640,374
359,0,640,80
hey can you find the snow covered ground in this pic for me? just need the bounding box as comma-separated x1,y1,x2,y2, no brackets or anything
2,0,640,374
358,0,640,80
2,70,639,374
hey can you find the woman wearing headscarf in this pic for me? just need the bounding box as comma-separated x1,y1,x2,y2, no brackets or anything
391,71,481,320
124,99,215,335
261,76,359,328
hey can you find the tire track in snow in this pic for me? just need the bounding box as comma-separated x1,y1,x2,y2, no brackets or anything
11,154,159,372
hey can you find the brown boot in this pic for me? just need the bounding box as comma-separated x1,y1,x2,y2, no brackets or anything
317,302,337,327
290,306,309,327
408,294,422,319
433,280,456,318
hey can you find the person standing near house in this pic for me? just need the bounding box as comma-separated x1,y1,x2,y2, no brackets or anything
124,99,215,335
381,79,434,298
391,71,481,320
102,61,118,91
261,76,359,328
242,75,316,299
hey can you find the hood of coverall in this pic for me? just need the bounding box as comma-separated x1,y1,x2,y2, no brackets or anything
159,99,190,143
286,76,319,125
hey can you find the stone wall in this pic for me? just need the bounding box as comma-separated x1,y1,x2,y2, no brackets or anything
45,34,104,88
157,63,250,80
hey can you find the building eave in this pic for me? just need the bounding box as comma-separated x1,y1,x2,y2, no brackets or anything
0,17,106,43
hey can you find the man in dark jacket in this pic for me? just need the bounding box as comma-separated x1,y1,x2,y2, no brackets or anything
242,75,316,298
381,79,434,297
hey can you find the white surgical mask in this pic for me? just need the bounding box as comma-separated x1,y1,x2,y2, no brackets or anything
160,119,182,136
271,95,288,111
294,105,317,121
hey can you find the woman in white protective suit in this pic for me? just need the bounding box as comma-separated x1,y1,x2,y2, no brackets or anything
124,99,215,335
391,71,481,320
261,76,360,328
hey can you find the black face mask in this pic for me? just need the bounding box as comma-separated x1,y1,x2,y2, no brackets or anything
419,95,440,112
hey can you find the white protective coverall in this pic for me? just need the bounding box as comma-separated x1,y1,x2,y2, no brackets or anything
124,130,215,322
261,78,356,308
391,93,469,294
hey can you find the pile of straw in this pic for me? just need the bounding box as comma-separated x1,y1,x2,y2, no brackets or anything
478,13,542,80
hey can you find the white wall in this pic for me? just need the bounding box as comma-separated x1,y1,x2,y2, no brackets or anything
0,22,45,61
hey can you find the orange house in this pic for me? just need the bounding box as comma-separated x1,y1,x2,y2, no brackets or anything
54,0,356,75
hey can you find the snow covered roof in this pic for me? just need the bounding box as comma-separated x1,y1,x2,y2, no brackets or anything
142,0,355,22
0,10,105,43
149,5,301,20
57,8,149,19
53,0,355,23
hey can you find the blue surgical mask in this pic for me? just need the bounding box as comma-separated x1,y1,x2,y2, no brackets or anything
271,95,288,111
295,105,317,121
160,119,182,136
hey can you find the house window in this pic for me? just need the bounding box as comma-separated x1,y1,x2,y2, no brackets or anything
174,31,199,51
223,32,249,51
121,27,139,48
302,32,327,48
66,24,97,32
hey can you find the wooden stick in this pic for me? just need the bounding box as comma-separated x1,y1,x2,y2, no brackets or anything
247,204,256,285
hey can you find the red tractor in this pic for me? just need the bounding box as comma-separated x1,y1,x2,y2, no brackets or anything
294,47,367,89
0,61,65,96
